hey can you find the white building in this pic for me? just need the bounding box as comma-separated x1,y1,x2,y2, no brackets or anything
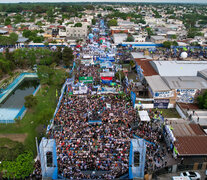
133,35,146,42
66,25,88,39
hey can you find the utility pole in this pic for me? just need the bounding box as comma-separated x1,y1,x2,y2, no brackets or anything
35,137,39,160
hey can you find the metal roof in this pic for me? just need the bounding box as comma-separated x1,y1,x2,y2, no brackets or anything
0,29,8,34
131,52,145,59
175,136,207,156
135,60,158,76
151,35,165,40
151,61,207,77
163,76,207,90
113,33,127,45
17,37,29,43
172,124,207,156
171,124,206,137
145,75,170,92
131,52,153,60
198,68,207,79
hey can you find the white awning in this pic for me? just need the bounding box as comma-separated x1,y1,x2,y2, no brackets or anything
138,110,150,121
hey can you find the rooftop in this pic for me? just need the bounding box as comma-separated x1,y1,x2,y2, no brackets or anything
151,35,166,40
151,61,207,77
113,33,127,45
131,52,153,60
135,60,158,77
171,123,207,156
145,75,170,92
175,136,207,156
163,76,207,90
171,124,206,137
17,37,29,43
0,29,8,34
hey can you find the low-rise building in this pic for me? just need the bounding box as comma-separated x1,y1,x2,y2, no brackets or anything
133,35,146,42
66,25,87,39
113,33,127,45
151,35,166,44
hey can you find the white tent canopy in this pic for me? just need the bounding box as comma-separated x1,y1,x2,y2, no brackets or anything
138,110,150,121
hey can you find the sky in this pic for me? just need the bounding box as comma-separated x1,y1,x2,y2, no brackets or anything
0,0,207,3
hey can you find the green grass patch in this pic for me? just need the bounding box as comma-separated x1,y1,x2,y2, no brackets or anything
0,138,25,161
153,108,180,118
0,69,66,159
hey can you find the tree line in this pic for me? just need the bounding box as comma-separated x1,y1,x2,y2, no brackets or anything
0,46,74,77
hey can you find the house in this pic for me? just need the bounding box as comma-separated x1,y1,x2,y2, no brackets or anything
165,123,207,160
133,35,146,42
0,29,8,35
66,25,87,39
110,26,129,35
151,35,166,44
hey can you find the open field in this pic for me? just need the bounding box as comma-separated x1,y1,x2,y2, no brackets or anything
0,69,66,160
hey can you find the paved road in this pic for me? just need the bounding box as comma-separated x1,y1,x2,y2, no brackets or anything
156,170,206,180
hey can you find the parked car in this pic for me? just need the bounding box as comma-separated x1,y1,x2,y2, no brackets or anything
180,171,201,180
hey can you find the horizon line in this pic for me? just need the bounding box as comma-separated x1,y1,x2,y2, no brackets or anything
0,1,207,5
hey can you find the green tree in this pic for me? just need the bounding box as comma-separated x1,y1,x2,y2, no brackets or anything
115,70,125,82
130,60,135,68
108,19,117,27
5,48,14,61
23,29,37,40
37,65,54,85
146,27,154,37
44,42,49,47
92,18,96,25
97,13,102,18
33,36,44,43
24,94,38,108
171,34,177,39
126,35,134,42
53,46,62,65
74,23,82,27
14,15,23,24
62,46,74,67
197,91,207,109
187,28,203,38
163,41,172,48
9,32,18,45
0,151,34,179
4,17,11,25
172,41,178,46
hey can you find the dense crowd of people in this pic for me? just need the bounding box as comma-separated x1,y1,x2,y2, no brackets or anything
33,19,172,179
51,95,133,179
44,93,167,179
76,64,101,82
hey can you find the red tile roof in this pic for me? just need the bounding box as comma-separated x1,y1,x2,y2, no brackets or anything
174,136,207,156
135,60,158,76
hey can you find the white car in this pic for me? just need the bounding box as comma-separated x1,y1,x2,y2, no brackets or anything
180,171,201,180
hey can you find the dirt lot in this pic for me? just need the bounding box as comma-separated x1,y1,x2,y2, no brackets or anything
0,133,27,143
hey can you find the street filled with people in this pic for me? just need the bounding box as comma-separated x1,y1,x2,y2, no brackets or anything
33,19,172,179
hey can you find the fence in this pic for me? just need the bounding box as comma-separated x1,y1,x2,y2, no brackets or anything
0,73,38,103
46,79,70,134
175,103,187,119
